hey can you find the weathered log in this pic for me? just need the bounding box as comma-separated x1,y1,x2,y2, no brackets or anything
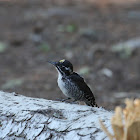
0,91,113,140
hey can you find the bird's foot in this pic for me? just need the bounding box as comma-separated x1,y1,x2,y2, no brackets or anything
55,98,71,102
61,98,71,102
71,99,78,104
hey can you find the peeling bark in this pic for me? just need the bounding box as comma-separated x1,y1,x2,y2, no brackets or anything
0,91,113,140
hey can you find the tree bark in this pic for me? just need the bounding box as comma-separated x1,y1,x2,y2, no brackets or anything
0,91,113,140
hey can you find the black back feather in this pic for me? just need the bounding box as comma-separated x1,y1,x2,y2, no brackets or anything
68,72,98,107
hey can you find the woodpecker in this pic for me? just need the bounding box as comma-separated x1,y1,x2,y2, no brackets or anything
48,59,98,107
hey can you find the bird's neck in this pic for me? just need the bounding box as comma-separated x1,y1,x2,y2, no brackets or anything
57,70,73,78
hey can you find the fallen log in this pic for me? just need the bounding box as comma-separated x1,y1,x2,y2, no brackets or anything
0,91,113,140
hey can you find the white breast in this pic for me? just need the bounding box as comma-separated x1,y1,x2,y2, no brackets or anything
57,72,69,97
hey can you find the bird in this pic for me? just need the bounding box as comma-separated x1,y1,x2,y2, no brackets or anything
48,59,98,107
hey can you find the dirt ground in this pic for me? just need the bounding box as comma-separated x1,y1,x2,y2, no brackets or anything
0,0,140,110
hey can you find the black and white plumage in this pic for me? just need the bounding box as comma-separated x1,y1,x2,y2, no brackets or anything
48,59,98,107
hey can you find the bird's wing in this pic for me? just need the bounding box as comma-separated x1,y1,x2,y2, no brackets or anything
68,72,97,107
69,72,93,95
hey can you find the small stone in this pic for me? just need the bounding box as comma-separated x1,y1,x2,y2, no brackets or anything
100,68,113,78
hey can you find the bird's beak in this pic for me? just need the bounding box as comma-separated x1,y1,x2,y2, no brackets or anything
47,61,57,66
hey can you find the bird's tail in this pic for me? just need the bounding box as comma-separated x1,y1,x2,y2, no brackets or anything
90,101,99,108
94,102,99,108
85,99,99,108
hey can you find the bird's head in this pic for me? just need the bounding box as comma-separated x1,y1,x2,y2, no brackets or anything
48,59,73,76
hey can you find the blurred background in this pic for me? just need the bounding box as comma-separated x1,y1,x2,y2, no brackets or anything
0,0,140,110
